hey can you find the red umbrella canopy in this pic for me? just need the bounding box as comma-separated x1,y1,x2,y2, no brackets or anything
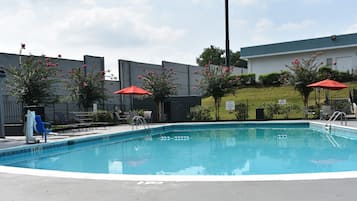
114,85,152,95
307,79,348,90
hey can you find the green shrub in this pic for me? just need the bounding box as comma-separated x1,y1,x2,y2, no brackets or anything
337,71,354,82
318,67,338,80
238,73,256,86
93,111,114,122
188,105,212,121
131,109,144,116
259,72,282,86
279,104,301,119
262,103,280,119
262,103,301,119
234,103,248,120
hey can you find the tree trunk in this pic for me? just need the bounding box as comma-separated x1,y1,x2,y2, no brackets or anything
156,100,164,122
303,95,309,119
214,97,221,121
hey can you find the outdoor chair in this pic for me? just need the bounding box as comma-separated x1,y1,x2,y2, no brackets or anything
320,105,333,120
143,111,152,123
345,103,357,119
114,111,129,123
34,115,52,143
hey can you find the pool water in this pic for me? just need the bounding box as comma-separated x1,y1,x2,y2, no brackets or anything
1,123,357,175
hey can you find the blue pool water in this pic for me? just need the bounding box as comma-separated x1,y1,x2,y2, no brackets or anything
1,122,357,176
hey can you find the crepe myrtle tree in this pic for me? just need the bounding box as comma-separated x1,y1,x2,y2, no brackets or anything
3,44,59,106
66,64,106,110
285,52,323,118
138,67,176,121
199,65,240,120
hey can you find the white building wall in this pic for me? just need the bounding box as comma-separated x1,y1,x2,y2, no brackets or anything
231,66,248,75
247,47,357,81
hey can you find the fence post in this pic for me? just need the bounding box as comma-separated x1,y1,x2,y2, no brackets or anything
53,103,56,123
66,103,69,123
246,99,249,120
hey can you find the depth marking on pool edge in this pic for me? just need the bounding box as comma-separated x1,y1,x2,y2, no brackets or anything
137,181,164,185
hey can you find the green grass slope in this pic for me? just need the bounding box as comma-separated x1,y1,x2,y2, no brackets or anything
202,82,357,120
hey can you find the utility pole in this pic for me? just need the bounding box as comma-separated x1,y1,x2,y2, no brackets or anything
0,68,6,138
225,0,230,67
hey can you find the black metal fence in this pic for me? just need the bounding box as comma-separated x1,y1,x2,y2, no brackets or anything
4,101,121,124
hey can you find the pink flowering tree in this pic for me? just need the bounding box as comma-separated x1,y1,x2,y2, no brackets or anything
66,64,106,110
138,68,176,121
199,65,240,120
3,44,59,106
285,53,323,118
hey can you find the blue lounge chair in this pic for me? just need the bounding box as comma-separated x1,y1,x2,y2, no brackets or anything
34,115,52,143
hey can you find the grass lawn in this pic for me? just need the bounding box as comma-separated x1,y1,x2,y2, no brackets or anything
202,82,357,120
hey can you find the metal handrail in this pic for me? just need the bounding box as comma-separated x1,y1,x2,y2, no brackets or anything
131,115,149,130
325,111,347,129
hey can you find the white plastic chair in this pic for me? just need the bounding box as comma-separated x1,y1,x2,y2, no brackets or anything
143,111,152,122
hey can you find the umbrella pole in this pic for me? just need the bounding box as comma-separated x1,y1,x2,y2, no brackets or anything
130,96,133,111
314,89,317,106
318,88,321,109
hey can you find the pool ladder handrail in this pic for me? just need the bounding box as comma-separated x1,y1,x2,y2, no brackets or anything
324,132,340,148
131,115,150,130
325,111,347,130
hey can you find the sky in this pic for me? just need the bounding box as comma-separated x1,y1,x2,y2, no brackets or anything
1,0,357,78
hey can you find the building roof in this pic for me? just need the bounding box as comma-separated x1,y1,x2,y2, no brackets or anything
240,33,357,59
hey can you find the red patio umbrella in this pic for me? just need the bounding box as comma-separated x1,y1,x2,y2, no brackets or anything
307,79,348,90
114,85,152,111
114,85,152,95
307,79,348,107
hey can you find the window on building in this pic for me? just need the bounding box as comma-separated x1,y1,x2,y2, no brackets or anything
326,58,333,67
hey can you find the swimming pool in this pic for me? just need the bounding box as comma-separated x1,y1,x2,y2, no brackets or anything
1,122,357,179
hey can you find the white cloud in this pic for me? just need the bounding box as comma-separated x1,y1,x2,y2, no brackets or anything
230,0,268,8
231,0,260,6
277,20,315,31
0,0,187,76
255,18,274,31
53,3,185,47
344,23,357,34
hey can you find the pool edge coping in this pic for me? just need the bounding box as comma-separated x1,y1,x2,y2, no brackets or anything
2,120,357,182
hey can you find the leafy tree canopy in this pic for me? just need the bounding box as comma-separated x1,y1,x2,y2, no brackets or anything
3,55,58,106
199,65,240,120
285,52,323,117
196,45,247,68
66,65,106,110
138,67,176,121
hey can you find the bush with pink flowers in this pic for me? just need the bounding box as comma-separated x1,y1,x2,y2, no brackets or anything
66,65,106,110
4,53,59,106
199,65,240,120
138,68,176,121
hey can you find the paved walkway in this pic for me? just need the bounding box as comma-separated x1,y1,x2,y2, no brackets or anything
1,172,356,201
0,124,151,149
1,120,357,201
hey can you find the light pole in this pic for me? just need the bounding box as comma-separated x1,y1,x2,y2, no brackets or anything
225,0,230,67
0,68,6,138
19,43,25,67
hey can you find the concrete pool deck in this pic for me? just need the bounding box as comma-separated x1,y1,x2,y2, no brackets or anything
1,120,357,201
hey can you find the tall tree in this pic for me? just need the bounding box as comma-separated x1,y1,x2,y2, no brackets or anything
199,65,240,120
66,65,106,110
139,67,176,121
196,45,225,66
285,53,323,118
4,55,58,106
196,45,247,68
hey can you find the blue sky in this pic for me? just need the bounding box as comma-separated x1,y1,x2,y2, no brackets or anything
1,0,357,76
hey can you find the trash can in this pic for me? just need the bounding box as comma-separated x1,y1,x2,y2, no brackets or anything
256,108,264,120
